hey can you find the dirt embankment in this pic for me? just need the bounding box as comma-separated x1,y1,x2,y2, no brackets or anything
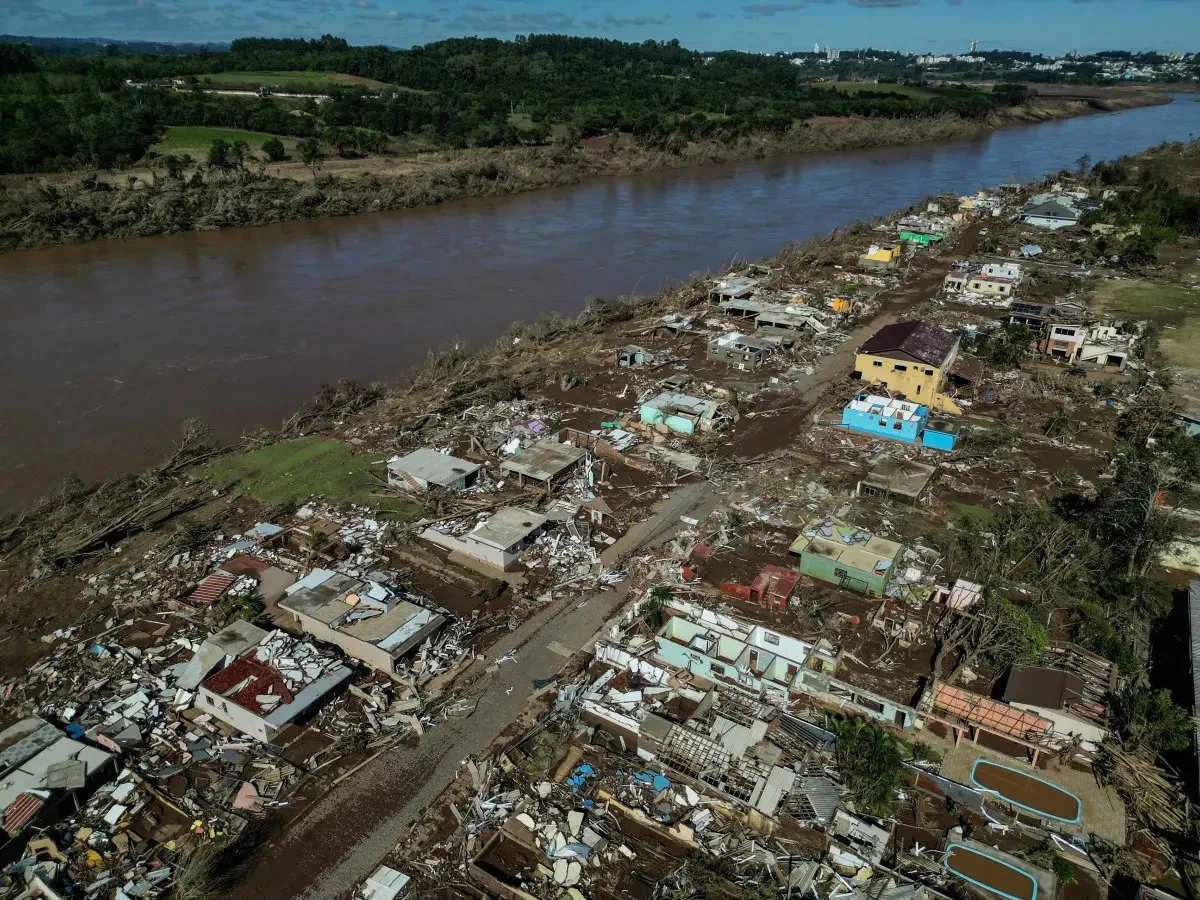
0,93,1168,253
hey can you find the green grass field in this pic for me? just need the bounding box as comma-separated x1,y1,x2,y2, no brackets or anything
1090,277,1200,324
201,438,418,519
150,126,297,159
200,70,393,90
816,81,940,100
1090,269,1200,370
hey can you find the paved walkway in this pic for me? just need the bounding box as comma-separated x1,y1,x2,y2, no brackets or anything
225,482,716,900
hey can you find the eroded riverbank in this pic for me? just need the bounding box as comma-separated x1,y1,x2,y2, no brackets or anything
0,93,1167,254
0,95,1197,512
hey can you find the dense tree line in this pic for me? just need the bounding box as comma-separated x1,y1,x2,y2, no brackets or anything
2,34,1020,173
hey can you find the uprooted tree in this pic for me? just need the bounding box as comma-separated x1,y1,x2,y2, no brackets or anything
931,594,1047,685
828,714,910,817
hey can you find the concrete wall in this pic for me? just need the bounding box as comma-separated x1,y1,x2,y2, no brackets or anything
796,669,918,729
421,528,516,570
291,611,395,674
196,688,275,743
841,407,923,444
795,550,885,597
1024,215,1076,230
966,279,1012,296
707,342,765,370
922,428,958,452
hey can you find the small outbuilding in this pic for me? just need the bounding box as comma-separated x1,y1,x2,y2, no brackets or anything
856,459,937,504
388,449,482,492
423,507,550,571
500,439,587,487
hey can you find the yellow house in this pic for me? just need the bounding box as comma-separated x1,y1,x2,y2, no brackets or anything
858,243,901,271
853,321,962,413
828,296,854,314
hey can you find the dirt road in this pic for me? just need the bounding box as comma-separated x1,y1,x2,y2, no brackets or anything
224,481,716,900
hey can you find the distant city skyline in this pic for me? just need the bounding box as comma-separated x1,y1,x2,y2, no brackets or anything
4,0,1197,56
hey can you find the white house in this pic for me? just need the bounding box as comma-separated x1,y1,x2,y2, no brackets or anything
1021,196,1084,230
196,631,352,743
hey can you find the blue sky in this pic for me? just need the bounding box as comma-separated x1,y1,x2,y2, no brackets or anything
3,0,1197,55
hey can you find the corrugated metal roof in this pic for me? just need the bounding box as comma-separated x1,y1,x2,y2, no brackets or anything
1189,581,1200,789
709,715,755,759
187,572,236,606
753,765,796,817
799,775,841,823
857,321,958,367
3,792,44,835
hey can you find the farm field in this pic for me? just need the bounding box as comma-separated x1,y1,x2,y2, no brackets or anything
199,70,393,89
150,125,299,158
815,80,941,100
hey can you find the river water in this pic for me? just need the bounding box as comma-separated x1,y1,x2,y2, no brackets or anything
2,98,1199,510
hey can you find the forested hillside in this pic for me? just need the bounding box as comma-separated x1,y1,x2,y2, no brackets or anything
0,34,1016,174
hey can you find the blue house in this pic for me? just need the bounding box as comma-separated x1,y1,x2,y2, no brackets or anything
841,392,960,451
922,419,961,452
842,393,927,444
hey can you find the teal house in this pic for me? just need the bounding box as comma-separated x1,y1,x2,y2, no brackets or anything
789,517,904,597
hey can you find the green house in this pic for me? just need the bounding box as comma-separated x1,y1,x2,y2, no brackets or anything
789,517,903,597
899,229,944,246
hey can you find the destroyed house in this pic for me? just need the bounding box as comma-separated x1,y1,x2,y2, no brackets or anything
0,718,115,838
841,393,928,444
279,571,446,676
710,274,760,302
387,448,482,492
854,321,961,413
789,518,902,597
178,619,269,690
423,507,549,570
655,609,812,703
965,274,1016,297
752,306,828,336
196,632,352,743
943,272,967,293
1008,300,1087,329
982,262,1022,281
857,459,937,504
499,438,586,487
639,392,723,435
706,332,773,371
897,217,950,245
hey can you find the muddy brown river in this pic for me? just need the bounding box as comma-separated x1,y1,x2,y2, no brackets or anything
2,98,1199,510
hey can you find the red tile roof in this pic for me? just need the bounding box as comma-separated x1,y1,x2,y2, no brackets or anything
857,321,958,367
933,684,1053,743
201,656,294,716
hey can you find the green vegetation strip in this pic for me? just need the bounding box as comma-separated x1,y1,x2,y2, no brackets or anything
201,437,418,519
152,126,296,157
